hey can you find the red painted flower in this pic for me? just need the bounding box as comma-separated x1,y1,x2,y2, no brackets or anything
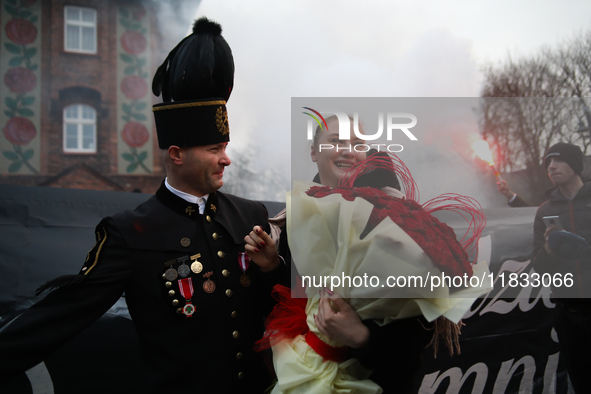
132,6,146,21
120,75,148,100
3,117,37,145
122,122,149,147
4,67,37,93
5,18,37,45
121,31,147,54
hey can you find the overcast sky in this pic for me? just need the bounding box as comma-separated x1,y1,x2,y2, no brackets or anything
186,0,591,203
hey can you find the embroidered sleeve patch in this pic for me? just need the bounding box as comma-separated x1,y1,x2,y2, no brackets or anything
80,227,108,276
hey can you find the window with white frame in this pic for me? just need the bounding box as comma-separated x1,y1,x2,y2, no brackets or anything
64,6,97,53
63,104,96,153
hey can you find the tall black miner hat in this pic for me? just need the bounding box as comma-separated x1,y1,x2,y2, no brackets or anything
152,17,234,148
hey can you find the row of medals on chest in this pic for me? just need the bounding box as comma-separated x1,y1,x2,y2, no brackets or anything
162,253,251,317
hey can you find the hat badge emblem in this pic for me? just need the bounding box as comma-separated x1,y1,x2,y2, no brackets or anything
216,107,229,135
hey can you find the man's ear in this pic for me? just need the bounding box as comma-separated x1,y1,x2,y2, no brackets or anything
168,146,183,165
310,145,317,162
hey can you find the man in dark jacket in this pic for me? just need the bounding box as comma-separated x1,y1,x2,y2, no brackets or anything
532,142,590,393
0,17,282,393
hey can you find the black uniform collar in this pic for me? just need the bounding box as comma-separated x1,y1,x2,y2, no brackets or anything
155,181,218,221
155,182,250,244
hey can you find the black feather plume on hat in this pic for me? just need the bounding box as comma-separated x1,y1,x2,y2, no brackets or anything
152,16,234,103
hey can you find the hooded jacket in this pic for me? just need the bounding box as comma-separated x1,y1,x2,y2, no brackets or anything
533,181,591,300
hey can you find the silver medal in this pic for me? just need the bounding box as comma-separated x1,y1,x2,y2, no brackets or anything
178,263,190,278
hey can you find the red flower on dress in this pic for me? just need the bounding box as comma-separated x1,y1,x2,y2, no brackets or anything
3,117,37,145
121,122,149,147
5,19,37,45
120,31,147,55
120,75,148,100
4,67,37,93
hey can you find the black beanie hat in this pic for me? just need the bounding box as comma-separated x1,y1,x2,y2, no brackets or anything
544,142,584,175
151,17,233,148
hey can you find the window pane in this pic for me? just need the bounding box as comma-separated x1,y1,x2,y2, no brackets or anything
82,138,94,150
81,9,95,22
66,7,80,21
82,106,95,120
64,104,96,152
65,123,78,149
66,137,78,149
66,25,80,50
82,124,94,137
81,27,95,51
66,124,78,137
82,125,95,150
65,106,78,119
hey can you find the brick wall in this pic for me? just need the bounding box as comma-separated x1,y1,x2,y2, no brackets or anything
2,0,168,193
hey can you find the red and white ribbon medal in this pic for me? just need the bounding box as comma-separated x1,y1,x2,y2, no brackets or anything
178,277,195,317
238,252,250,287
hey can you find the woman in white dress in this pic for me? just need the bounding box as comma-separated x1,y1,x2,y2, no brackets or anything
246,115,488,393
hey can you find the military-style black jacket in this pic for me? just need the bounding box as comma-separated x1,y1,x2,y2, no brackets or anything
0,184,283,393
533,181,591,299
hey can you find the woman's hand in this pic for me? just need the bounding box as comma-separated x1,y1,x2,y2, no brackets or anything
244,226,280,272
315,290,369,349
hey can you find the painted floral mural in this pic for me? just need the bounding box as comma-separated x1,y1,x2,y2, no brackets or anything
117,5,152,174
1,0,40,174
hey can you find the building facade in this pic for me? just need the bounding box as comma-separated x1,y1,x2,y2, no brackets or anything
0,0,199,193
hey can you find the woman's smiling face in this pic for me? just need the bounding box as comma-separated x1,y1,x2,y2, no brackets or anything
311,117,366,188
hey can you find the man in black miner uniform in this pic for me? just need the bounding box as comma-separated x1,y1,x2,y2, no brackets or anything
0,17,283,393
